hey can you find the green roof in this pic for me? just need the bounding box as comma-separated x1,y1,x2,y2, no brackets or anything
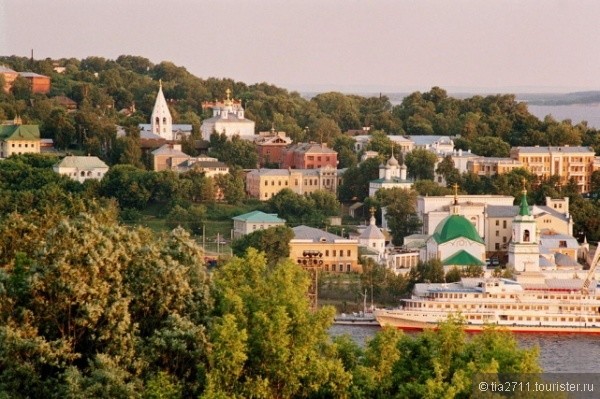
442,250,485,266
432,214,484,244
518,190,530,216
232,210,285,223
0,125,40,141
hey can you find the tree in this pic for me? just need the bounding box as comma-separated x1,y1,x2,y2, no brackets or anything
470,136,511,157
435,155,461,187
265,188,321,225
43,108,76,150
405,148,438,181
0,209,212,398
376,188,422,245
231,225,294,264
100,165,151,209
338,157,381,202
204,249,350,398
333,135,358,168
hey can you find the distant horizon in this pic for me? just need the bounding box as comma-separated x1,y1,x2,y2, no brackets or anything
3,1,600,94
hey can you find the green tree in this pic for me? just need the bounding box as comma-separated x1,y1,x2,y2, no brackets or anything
204,249,350,398
435,155,461,187
376,188,422,245
405,148,438,181
231,225,294,264
470,136,511,157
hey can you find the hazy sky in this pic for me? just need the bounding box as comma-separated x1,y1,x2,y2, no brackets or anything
2,0,599,93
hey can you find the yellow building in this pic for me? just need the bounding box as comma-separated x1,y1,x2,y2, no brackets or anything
467,157,524,176
0,124,41,158
245,167,338,201
290,225,361,273
509,146,598,193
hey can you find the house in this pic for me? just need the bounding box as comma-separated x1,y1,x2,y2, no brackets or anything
281,142,338,169
176,157,229,177
53,156,109,183
255,130,292,167
245,167,338,200
19,72,51,94
151,144,190,171
290,225,361,273
0,123,41,158
232,211,286,239
408,135,454,155
201,89,255,141
53,96,78,112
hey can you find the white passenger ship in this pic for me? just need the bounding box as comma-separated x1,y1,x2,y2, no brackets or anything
375,275,600,334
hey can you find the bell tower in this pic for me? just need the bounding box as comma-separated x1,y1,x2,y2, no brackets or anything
508,181,539,272
150,80,173,140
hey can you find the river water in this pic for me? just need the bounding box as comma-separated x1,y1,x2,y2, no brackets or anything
329,325,600,373
527,104,600,129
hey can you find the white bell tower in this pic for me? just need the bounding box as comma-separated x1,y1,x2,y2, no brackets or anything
508,182,539,272
151,80,173,141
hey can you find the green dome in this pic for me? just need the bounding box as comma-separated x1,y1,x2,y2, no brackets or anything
432,214,484,244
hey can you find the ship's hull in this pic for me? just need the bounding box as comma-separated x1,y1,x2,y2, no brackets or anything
375,310,600,335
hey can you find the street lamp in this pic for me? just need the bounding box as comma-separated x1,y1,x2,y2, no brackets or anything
298,250,323,311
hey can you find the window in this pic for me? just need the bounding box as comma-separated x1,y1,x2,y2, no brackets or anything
496,230,499,237
495,220,499,226
333,250,336,257
347,249,351,256
325,250,329,256
503,220,507,228
559,240,567,248
346,264,351,272
523,229,530,242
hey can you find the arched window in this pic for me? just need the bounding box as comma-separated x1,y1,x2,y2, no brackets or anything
155,117,160,124
523,229,530,242
163,117,167,124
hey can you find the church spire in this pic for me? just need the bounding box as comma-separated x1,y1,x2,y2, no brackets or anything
151,80,173,140
518,179,530,216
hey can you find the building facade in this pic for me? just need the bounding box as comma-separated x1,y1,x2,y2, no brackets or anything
509,146,598,193
281,142,338,169
232,211,286,239
201,89,255,141
0,124,41,158
290,225,361,273
53,156,109,183
255,130,292,167
245,167,338,200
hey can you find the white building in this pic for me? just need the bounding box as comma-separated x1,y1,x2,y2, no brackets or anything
232,211,286,239
201,89,255,141
368,152,412,196
508,189,540,272
53,156,109,183
417,194,515,237
421,199,486,272
358,209,386,261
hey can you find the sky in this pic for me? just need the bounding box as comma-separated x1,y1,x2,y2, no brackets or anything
1,0,600,93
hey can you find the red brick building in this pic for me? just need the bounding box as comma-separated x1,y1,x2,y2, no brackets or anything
20,72,51,94
255,130,292,167
281,142,338,169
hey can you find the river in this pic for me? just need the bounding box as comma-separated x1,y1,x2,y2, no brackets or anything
329,324,600,373
527,104,600,129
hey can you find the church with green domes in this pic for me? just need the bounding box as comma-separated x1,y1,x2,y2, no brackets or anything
421,192,486,271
